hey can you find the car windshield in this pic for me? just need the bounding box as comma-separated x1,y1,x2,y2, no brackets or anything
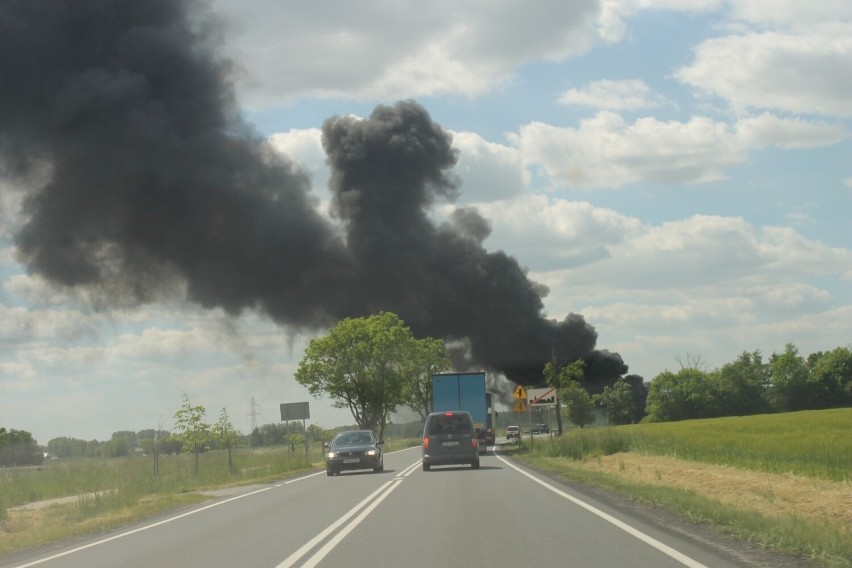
333,431,373,446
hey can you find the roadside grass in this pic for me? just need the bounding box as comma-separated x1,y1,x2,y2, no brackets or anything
1,493,208,557
515,408,852,567
0,444,318,558
0,437,422,558
522,456,850,568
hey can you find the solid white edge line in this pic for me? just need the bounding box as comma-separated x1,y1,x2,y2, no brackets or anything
495,453,710,568
11,469,327,568
10,486,274,568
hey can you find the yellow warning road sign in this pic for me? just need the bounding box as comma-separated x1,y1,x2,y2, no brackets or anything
513,399,527,412
513,385,527,400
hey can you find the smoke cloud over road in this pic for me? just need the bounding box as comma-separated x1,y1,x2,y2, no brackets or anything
0,0,626,384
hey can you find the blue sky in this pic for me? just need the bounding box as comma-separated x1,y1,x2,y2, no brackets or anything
1,0,850,444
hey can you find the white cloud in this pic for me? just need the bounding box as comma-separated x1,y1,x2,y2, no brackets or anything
559,79,668,110
676,24,852,116
729,0,852,28
513,112,744,188
451,131,526,203
215,0,601,107
508,110,845,190
735,113,847,149
504,207,851,308
474,194,642,270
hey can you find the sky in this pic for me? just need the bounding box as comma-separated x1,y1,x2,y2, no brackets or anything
1,0,850,445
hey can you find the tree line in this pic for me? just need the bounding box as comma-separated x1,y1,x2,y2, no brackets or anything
555,344,851,428
642,344,851,423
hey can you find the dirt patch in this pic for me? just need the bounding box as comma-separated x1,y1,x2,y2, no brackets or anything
569,453,851,529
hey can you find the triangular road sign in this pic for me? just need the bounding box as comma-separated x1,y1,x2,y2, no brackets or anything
513,385,527,400
513,399,527,412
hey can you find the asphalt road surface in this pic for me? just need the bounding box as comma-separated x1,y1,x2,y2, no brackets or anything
2,445,796,568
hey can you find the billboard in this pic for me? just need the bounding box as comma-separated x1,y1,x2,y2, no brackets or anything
280,402,310,421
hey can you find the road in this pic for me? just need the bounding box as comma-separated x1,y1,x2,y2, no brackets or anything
3,445,765,568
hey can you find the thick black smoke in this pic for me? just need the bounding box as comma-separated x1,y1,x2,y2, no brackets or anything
0,0,625,385
0,0,355,326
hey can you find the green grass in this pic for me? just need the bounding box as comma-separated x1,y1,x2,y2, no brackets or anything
0,436,424,558
0,444,324,508
517,408,852,567
0,443,328,557
544,408,851,481
521,456,851,568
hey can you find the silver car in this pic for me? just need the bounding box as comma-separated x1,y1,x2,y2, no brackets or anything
421,411,480,471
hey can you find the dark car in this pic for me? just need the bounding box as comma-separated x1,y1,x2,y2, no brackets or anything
531,423,541,434
324,430,383,476
539,423,550,434
421,411,479,471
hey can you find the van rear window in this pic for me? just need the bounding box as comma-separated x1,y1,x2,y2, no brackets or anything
426,414,472,435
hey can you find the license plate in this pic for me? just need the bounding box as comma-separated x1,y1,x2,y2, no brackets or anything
343,458,360,463
442,441,460,447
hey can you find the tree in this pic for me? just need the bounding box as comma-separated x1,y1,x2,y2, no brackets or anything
645,368,719,422
401,337,452,420
806,347,852,408
295,312,415,440
308,424,330,445
546,358,587,433
106,436,132,458
714,350,771,416
768,344,810,412
173,393,210,474
597,377,635,425
215,407,240,474
560,379,596,429
0,428,44,466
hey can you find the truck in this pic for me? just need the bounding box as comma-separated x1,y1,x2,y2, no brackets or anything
431,372,495,451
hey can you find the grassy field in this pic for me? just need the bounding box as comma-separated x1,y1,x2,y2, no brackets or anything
0,438,418,558
516,408,852,567
534,407,851,481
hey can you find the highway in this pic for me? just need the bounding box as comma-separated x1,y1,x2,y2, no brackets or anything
3,445,756,568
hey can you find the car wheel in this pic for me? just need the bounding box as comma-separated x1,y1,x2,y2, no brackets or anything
326,468,334,476
374,460,383,473
471,459,480,470
422,461,430,471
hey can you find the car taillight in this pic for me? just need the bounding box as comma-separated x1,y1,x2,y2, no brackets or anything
423,437,430,449
472,438,478,448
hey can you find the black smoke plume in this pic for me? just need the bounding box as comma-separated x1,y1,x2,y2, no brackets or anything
0,0,625,385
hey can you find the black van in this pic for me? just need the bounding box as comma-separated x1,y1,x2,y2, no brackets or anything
421,411,480,471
